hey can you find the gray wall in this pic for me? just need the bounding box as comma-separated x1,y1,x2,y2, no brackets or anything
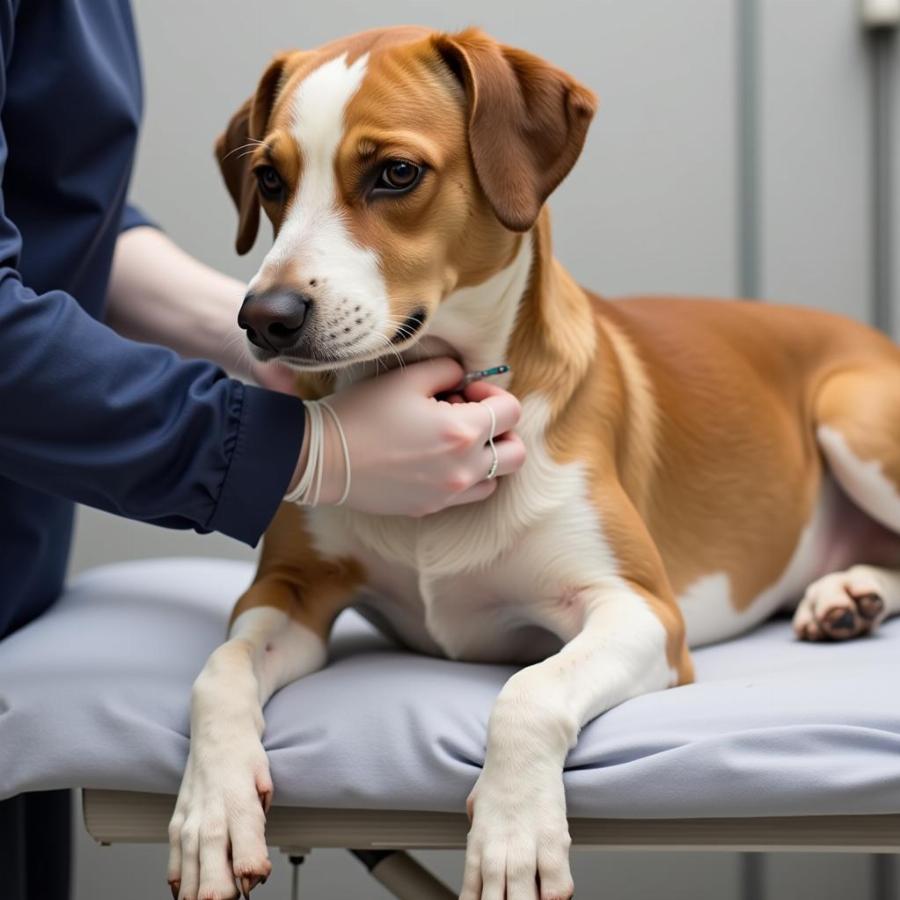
70,0,899,897
760,0,870,319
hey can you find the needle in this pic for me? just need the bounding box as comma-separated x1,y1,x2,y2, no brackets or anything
454,364,510,390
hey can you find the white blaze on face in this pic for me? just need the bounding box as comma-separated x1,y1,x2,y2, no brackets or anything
253,52,391,363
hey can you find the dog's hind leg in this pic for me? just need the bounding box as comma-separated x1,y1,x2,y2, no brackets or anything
168,503,363,900
795,361,900,641
815,363,900,533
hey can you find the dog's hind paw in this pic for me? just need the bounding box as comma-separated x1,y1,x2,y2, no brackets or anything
794,567,887,641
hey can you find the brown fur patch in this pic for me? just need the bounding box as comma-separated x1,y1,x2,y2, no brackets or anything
432,29,597,231
521,232,900,619
231,503,364,639
815,360,900,495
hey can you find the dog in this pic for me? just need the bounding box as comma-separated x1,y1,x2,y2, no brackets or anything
167,25,900,900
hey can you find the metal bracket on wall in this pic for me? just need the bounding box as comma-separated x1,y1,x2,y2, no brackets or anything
736,0,762,299
862,0,898,336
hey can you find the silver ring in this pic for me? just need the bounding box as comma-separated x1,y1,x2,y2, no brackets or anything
485,404,498,480
486,447,499,480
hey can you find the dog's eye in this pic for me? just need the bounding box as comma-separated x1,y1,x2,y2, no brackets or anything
255,166,284,201
373,160,422,195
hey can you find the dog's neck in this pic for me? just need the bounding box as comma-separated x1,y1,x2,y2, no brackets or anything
334,209,596,406
504,209,597,406
419,232,535,384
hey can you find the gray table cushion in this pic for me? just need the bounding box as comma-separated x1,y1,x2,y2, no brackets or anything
2,557,899,818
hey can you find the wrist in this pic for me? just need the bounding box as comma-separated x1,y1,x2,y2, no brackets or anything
318,403,347,506
284,401,345,506
287,408,312,496
107,227,251,371
197,276,252,375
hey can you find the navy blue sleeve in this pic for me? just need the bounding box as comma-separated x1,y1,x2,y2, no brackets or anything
0,271,304,545
0,16,304,545
120,202,156,233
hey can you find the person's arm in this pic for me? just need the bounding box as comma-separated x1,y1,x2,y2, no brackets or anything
0,233,304,542
0,14,303,542
106,225,296,393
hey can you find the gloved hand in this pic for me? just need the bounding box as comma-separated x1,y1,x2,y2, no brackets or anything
287,357,526,517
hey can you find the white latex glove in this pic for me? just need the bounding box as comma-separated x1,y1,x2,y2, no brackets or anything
288,358,526,517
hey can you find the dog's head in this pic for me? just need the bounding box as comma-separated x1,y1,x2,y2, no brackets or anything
219,27,596,369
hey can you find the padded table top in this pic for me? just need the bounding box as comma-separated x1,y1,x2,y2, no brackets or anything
2,558,899,818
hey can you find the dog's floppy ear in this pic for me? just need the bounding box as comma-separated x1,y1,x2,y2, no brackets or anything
432,29,597,232
215,53,292,255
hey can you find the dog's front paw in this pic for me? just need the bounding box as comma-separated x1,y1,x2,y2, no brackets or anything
461,769,573,900
167,737,273,900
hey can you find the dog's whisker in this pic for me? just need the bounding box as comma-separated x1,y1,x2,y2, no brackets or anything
222,139,266,162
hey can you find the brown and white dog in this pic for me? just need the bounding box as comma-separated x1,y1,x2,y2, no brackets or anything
168,25,900,900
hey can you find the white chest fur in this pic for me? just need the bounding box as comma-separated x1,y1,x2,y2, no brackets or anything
307,394,621,661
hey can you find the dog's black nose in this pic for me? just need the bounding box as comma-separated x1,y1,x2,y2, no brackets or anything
238,290,311,352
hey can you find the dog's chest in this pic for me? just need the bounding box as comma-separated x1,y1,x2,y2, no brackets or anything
310,502,607,663
307,397,619,662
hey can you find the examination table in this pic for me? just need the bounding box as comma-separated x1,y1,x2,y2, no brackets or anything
1,558,898,898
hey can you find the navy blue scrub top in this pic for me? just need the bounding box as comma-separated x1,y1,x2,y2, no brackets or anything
0,1,304,638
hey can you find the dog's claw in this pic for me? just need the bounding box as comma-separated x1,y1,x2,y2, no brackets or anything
169,881,180,900
241,875,263,897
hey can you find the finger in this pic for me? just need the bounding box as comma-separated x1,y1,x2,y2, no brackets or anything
399,357,465,395
476,433,526,479
462,380,513,403
442,436,524,509
454,394,522,440
444,477,498,509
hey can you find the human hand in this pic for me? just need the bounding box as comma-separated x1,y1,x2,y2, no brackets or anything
289,358,526,517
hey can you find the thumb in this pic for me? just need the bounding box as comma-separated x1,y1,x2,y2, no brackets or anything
400,356,465,396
